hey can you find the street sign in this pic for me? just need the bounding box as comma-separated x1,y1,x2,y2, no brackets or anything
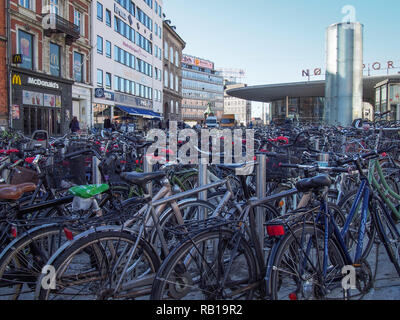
95,88,105,98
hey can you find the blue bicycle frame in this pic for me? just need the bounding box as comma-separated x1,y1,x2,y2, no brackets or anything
318,177,370,278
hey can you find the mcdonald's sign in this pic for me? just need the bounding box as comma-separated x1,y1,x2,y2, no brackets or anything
12,54,23,64
12,74,22,86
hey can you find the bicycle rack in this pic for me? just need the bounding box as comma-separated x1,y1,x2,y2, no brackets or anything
256,154,267,253
198,161,208,220
92,156,101,185
144,150,153,196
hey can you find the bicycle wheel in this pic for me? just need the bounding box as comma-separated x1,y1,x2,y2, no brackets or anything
149,200,216,257
0,225,70,300
371,196,400,276
36,230,160,300
269,222,346,300
151,228,258,300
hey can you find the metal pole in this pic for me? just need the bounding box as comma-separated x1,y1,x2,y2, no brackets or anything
256,154,266,254
198,161,207,220
144,151,153,196
92,156,101,185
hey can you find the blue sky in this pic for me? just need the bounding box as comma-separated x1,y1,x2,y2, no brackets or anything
163,0,400,86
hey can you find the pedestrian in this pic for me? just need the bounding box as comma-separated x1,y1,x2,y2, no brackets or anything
104,116,112,132
69,116,80,134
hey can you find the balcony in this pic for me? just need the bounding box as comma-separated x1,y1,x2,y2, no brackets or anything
42,14,80,45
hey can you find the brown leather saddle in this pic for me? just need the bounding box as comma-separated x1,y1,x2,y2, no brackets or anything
0,183,36,201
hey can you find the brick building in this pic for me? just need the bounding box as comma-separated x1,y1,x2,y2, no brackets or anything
0,0,7,127
8,0,92,135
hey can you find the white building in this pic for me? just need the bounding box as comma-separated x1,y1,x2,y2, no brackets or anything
91,0,163,129
224,83,251,126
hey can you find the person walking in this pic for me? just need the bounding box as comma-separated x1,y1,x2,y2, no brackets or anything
104,116,112,132
70,116,80,134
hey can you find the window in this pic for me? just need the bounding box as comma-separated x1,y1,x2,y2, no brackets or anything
106,41,111,58
50,43,61,76
73,52,84,82
97,69,103,87
97,2,103,21
175,51,179,67
74,10,83,35
170,100,174,113
50,0,60,15
170,47,173,63
164,70,168,87
158,26,161,39
97,35,103,54
170,72,173,90
176,101,179,114
105,9,111,27
18,30,33,70
155,23,158,36
175,75,179,91
114,75,119,91
19,0,34,10
105,72,111,89
164,42,168,59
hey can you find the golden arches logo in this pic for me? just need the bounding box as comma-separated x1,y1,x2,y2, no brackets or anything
12,75,21,86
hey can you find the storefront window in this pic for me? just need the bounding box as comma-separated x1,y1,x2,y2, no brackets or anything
271,97,325,124
50,43,61,77
390,84,400,104
73,52,83,82
18,30,33,70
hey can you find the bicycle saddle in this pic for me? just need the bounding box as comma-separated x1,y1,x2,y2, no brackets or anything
120,171,166,187
0,183,36,201
296,175,332,193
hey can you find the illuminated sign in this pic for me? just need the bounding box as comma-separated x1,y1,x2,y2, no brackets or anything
182,55,214,70
12,54,23,64
27,77,60,89
12,74,22,85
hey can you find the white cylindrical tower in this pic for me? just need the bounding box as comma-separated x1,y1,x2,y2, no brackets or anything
325,22,363,126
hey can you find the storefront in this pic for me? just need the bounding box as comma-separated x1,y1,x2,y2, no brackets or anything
93,89,115,130
11,67,73,136
72,84,92,132
375,78,400,121
114,92,161,130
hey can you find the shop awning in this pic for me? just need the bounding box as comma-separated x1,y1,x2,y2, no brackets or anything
115,105,162,119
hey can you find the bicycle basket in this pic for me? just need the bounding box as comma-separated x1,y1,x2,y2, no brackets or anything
265,154,297,181
9,166,38,185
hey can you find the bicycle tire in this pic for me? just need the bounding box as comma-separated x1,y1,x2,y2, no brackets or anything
268,222,346,300
0,224,71,300
371,195,400,276
151,228,258,300
36,230,160,300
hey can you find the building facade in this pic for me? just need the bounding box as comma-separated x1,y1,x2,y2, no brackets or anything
92,0,163,131
181,54,224,125
374,78,400,121
223,82,251,126
0,0,7,127
162,20,185,122
9,0,91,135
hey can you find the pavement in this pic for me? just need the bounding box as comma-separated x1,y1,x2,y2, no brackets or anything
361,243,400,300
